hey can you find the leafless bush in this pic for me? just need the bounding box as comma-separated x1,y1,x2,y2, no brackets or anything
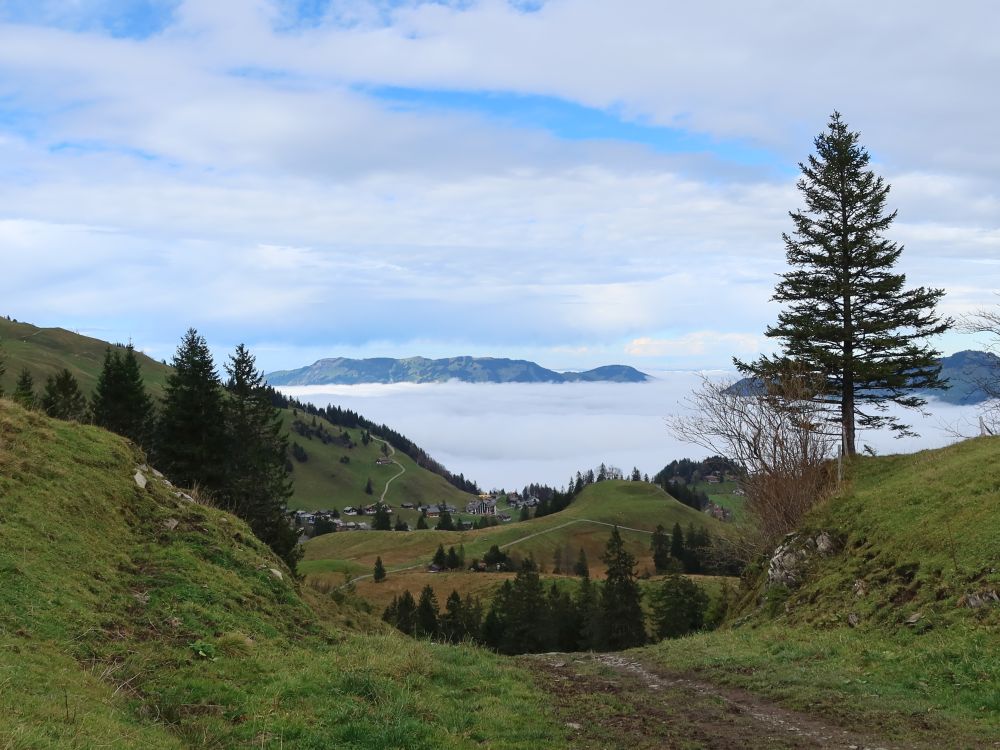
961,301,1000,434
668,367,838,557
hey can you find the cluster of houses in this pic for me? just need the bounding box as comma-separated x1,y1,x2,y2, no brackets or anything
703,501,734,522
291,509,370,534
342,503,393,516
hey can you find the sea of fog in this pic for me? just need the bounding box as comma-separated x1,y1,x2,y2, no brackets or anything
279,371,986,491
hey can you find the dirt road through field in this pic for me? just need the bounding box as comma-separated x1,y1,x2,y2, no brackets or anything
526,652,906,750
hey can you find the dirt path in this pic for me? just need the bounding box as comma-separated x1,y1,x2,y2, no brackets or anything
370,437,405,503
525,652,902,750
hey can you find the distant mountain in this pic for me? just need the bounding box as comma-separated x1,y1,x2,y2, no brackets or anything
724,350,1000,404
266,356,650,385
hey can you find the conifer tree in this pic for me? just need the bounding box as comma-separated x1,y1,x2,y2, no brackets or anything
446,546,461,570
573,547,589,578
416,514,428,530
440,590,465,642
415,585,439,638
499,559,549,655
395,590,417,635
670,522,685,564
432,544,447,568
373,556,386,583
601,527,646,649
364,477,373,495
650,574,708,639
651,524,672,573
92,347,154,448
372,503,392,530
394,517,409,531
221,343,299,569
12,368,36,410
575,574,603,650
738,112,950,456
41,369,87,421
436,510,455,531
157,329,226,492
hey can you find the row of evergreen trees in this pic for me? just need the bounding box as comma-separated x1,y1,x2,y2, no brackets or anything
5,331,299,570
383,528,726,653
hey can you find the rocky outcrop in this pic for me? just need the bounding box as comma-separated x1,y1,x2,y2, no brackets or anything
766,531,839,589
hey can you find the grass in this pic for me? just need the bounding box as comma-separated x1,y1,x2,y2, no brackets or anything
279,409,474,512
638,436,1000,748
0,316,172,398
302,481,724,586
0,399,566,748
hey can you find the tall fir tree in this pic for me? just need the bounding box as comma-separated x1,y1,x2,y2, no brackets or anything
373,556,386,583
573,547,589,577
372,503,392,530
221,343,299,570
737,112,950,456
157,329,226,493
600,527,646,649
12,368,36,410
651,524,672,573
91,346,154,449
41,369,87,421
415,585,439,638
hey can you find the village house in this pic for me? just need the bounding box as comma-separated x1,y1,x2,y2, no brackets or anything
375,456,393,465
466,498,497,516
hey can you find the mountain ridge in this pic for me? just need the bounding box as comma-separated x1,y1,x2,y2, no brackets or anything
266,356,649,385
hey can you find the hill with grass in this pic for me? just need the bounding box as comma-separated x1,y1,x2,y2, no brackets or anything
266,355,649,385
0,317,474,512
641,436,1000,747
0,316,172,397
302,480,723,584
281,409,473,511
0,399,566,748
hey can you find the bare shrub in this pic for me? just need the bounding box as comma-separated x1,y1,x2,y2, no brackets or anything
961,301,1000,434
669,366,837,557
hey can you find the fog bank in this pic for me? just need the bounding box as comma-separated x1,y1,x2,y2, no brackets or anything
280,372,984,491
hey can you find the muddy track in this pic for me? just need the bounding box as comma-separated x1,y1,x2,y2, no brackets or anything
525,652,906,750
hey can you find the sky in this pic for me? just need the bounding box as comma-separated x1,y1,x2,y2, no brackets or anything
1,0,999,373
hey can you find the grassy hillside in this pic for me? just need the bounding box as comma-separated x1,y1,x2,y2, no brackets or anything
0,399,565,748
281,410,473,512
0,317,172,397
642,437,1000,747
302,480,722,582
0,317,474,512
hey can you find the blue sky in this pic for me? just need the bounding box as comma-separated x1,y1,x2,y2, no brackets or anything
1,0,998,373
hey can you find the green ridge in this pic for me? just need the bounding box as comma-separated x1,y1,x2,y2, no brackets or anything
0,400,564,748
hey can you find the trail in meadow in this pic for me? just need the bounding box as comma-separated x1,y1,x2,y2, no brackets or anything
526,652,905,750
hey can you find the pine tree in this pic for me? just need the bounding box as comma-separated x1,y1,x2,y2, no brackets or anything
573,548,589,578
395,590,417,635
12,368,36,410
432,544,447,568
575,574,603,650
650,574,708,640
373,556,386,583
440,590,465,642
415,585,439,638
670,522,685,565
372,503,392,530
436,510,455,531
600,527,646,649
651,524,672,573
364,477,374,495
41,369,87,421
445,546,461,570
499,559,549,655
92,347,154,448
220,344,299,570
519,505,530,522
737,112,951,456
157,329,226,493
552,545,563,575
416,515,429,530
394,517,409,531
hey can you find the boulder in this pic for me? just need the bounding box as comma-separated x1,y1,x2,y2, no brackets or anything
766,531,839,589
133,471,147,490
268,568,283,581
